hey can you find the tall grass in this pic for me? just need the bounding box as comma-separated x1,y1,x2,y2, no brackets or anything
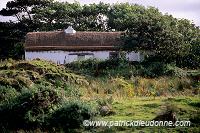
83,76,197,100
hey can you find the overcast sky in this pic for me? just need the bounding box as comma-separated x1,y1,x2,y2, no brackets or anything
0,0,200,26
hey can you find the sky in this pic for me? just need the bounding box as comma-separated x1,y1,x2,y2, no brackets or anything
0,0,199,26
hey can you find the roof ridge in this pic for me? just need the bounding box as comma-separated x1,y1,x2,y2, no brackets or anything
27,31,122,34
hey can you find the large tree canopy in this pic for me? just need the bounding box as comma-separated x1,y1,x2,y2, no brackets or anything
0,0,52,22
0,0,53,59
121,6,200,68
0,0,199,68
32,1,110,31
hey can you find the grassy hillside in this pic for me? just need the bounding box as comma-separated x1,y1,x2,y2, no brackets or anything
0,59,199,132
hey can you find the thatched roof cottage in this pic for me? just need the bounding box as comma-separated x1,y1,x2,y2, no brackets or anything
25,26,142,64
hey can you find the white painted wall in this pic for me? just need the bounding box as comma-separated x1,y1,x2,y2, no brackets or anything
126,52,143,61
25,51,141,64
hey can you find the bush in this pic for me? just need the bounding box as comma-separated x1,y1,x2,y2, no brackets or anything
135,62,168,78
63,84,82,98
165,64,188,77
0,85,61,130
66,58,135,78
49,100,95,131
190,111,200,127
0,85,19,103
65,58,99,75
67,59,191,78
66,59,193,78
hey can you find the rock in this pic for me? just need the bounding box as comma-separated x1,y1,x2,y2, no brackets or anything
153,110,177,124
99,106,110,116
99,105,115,116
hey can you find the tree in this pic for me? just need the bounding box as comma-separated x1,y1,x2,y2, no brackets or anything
175,19,200,68
33,2,110,31
121,5,200,68
32,1,83,31
106,3,146,31
0,22,24,59
77,2,109,31
0,0,53,59
0,0,52,22
0,0,199,67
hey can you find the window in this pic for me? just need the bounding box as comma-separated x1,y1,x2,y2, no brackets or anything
109,52,119,59
77,55,85,61
69,53,94,61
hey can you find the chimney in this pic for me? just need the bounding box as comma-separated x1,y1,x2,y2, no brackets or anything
64,26,76,34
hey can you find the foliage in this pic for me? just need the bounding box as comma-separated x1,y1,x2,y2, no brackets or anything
190,111,200,127
0,85,19,104
0,87,92,132
0,85,61,130
0,59,199,132
121,7,200,68
49,100,95,131
0,0,52,59
135,62,168,78
1,1,199,62
0,59,89,89
66,58,199,79
107,3,146,31
111,77,134,97
0,0,51,23
0,59,94,131
66,58,135,78
33,1,109,31
0,22,25,59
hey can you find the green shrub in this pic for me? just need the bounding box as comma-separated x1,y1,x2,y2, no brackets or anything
49,100,95,131
0,85,19,104
66,58,135,78
189,111,200,127
136,62,168,78
66,59,193,78
65,58,99,75
63,84,81,98
165,64,188,77
0,85,61,130
0,70,34,89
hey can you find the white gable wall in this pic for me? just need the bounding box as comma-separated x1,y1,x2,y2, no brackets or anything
25,51,141,64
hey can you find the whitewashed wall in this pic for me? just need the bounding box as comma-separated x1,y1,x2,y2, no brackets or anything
25,51,141,64
126,52,144,61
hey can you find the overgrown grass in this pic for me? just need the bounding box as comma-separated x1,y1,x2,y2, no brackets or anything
89,96,200,133
0,59,199,132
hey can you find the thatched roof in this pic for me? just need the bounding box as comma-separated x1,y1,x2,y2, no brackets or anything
25,31,123,51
